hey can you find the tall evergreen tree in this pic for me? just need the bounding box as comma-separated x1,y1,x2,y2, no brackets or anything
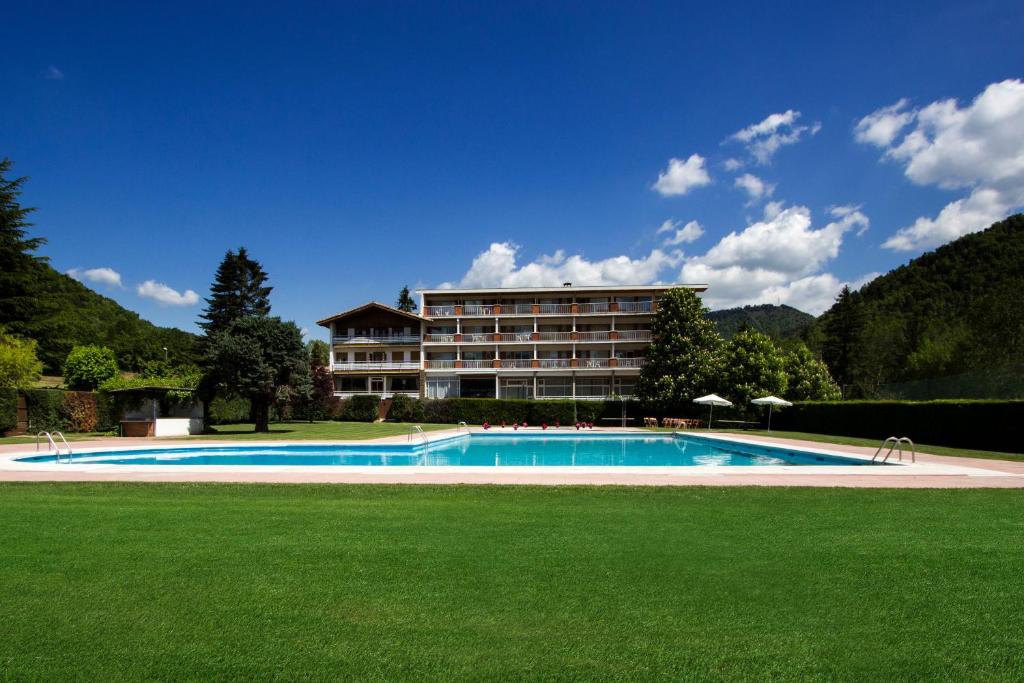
198,247,272,335
0,158,46,326
635,288,724,412
395,285,417,313
820,285,866,395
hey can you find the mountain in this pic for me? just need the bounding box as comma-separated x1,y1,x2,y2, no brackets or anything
816,213,1024,397
2,259,199,373
707,304,815,340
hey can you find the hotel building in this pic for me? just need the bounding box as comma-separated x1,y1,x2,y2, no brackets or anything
317,283,706,401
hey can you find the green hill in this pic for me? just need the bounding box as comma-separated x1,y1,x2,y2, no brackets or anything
816,213,1024,397
707,304,814,340
2,259,199,373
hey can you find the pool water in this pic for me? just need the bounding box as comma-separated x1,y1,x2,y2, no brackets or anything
17,433,881,467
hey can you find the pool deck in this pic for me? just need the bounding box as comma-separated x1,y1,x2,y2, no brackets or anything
1,428,1022,488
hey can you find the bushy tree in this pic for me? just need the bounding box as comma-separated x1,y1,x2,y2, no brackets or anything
784,342,841,401
395,285,417,313
635,288,724,410
821,285,866,396
64,345,119,390
0,329,43,389
720,328,788,407
198,247,272,335
306,339,330,367
204,316,305,432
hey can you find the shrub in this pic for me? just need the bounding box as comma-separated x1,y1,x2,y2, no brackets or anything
771,400,1024,452
94,392,120,432
388,393,424,422
59,391,98,432
0,388,19,433
64,345,119,390
394,398,618,426
0,331,42,389
207,395,251,424
25,389,66,432
342,395,381,422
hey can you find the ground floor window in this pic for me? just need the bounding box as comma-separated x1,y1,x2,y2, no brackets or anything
427,376,460,399
335,376,368,393
500,378,533,399
576,377,611,398
537,376,573,398
460,376,496,398
390,376,419,393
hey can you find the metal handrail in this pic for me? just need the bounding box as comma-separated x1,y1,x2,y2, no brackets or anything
36,431,73,463
408,425,429,445
872,436,915,463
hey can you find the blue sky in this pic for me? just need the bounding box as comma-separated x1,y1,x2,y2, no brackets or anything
3,1,1023,338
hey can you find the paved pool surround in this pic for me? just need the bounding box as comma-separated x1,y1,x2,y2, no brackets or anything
1,428,1021,488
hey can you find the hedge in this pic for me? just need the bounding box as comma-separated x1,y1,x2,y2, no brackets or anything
207,395,251,425
385,398,612,426
0,388,18,433
770,400,1024,453
342,395,382,422
24,389,67,432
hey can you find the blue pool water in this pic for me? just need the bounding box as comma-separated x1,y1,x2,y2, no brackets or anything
17,433,881,467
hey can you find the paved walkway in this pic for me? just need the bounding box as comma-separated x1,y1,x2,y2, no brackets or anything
1,429,1021,488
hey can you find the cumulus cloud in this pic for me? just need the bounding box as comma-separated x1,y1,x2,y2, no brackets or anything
67,266,122,288
136,280,200,307
442,242,683,289
44,66,64,80
723,158,744,171
729,110,820,164
733,173,775,202
657,219,704,246
678,205,870,314
856,79,1024,251
651,154,711,196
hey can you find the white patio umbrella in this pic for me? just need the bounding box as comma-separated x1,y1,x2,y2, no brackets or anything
693,394,732,430
750,396,792,432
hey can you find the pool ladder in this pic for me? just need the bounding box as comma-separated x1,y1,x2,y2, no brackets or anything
407,425,429,445
872,436,915,463
37,431,73,464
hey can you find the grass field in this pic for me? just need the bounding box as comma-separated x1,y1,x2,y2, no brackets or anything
2,484,1022,680
0,421,453,445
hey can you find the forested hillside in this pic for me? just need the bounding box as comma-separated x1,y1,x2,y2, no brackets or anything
816,214,1024,397
707,304,814,340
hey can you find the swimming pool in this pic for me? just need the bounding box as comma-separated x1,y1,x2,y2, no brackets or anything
15,433,884,467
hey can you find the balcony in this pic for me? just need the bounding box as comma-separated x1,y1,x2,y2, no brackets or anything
616,357,646,368
332,362,420,371
423,305,456,317
616,330,652,342
496,332,532,343
424,359,456,369
423,334,455,343
333,334,420,345
420,358,646,371
423,301,658,317
618,301,653,313
538,359,571,369
498,359,533,369
459,360,491,369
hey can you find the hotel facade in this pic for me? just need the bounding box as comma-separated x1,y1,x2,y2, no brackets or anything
317,283,706,401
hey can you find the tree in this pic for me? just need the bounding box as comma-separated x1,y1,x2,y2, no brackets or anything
204,316,306,432
395,285,417,313
635,288,724,411
306,339,330,367
784,342,841,401
198,247,272,335
63,345,119,390
720,329,788,408
0,158,46,328
0,329,42,389
821,285,866,395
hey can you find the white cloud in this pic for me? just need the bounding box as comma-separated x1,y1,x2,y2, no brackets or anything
762,200,784,221
443,242,683,289
657,219,704,245
44,66,64,80
723,158,744,171
651,154,711,196
678,205,870,314
853,98,913,147
733,173,775,202
67,267,122,288
729,110,820,164
856,79,1024,251
136,280,200,307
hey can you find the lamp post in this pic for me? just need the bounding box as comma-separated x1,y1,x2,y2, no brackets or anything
163,347,168,362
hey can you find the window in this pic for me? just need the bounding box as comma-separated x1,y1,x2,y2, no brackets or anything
335,376,368,393
390,376,419,392
500,378,533,399
427,376,460,399
537,377,572,398
576,377,610,397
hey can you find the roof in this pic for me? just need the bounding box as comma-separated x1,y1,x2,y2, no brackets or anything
416,283,707,295
316,301,429,327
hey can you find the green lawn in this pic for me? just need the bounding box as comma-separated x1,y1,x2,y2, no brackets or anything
1,484,1022,680
0,421,453,445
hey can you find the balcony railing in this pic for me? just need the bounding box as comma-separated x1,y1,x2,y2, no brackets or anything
496,332,532,342
617,301,654,313
462,304,495,316
616,330,652,341
459,360,491,369
576,331,610,342
424,359,456,369
424,301,658,318
577,358,611,369
333,334,420,345
332,362,420,371
616,357,646,368
536,303,573,315
423,305,456,317
423,334,456,343
577,302,611,313
463,333,492,343
499,359,533,368
536,331,573,342
538,359,571,368
505,304,534,314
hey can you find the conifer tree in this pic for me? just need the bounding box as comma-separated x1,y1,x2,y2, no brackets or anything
395,285,417,313
0,158,46,326
198,247,272,335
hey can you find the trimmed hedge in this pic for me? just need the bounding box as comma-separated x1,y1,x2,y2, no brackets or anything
0,388,18,433
207,395,251,425
24,389,66,432
342,395,381,422
771,400,1024,453
389,398,610,426
59,391,98,432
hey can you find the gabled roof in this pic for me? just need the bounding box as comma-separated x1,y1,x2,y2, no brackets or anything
316,301,428,327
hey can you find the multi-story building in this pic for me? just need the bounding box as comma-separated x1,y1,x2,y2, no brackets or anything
318,283,706,400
